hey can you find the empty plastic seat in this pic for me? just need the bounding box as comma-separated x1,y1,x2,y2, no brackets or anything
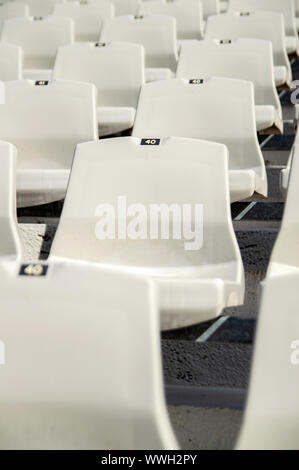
49,136,245,329
0,79,97,207
0,43,22,80
205,11,292,88
17,0,65,16
0,2,28,31
1,16,74,81
100,15,178,81
0,141,23,261
138,0,204,40
112,0,140,15
177,38,283,134
53,41,144,136
53,0,114,42
0,258,178,449
236,149,299,450
132,78,267,202
228,0,299,55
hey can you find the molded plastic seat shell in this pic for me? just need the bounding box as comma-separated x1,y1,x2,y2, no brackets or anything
0,2,29,30
53,0,114,42
100,14,178,80
205,11,292,87
50,136,245,329
1,16,74,79
0,259,178,450
0,80,97,207
132,77,267,201
177,38,283,134
53,41,145,136
228,0,299,55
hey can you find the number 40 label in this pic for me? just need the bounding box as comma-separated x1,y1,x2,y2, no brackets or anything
141,139,160,146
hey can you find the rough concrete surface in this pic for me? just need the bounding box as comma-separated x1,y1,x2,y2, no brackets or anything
168,406,243,450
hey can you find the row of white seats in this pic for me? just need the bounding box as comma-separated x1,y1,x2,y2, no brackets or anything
0,11,293,87
0,0,221,19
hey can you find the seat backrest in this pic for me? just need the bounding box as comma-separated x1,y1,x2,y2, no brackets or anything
112,0,140,15
0,261,178,450
17,0,65,16
177,38,281,114
0,43,22,80
53,0,114,42
138,0,203,39
1,16,74,69
53,41,145,107
100,14,178,71
0,2,28,30
205,11,292,82
201,0,220,19
132,78,261,172
228,0,297,37
0,140,22,261
0,80,97,170
50,136,238,269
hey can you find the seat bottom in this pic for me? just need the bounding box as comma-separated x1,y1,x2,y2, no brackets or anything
285,36,298,55
97,107,136,137
274,66,289,88
255,105,283,134
16,169,70,207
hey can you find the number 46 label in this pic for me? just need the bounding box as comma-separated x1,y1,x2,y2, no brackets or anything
141,139,160,146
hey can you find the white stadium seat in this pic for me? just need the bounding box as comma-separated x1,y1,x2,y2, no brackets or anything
17,0,64,16
236,148,299,450
53,0,114,42
52,41,145,136
1,16,74,81
0,258,178,449
0,141,23,261
177,38,283,134
138,0,204,40
0,2,29,31
0,43,23,80
100,14,178,81
49,136,245,330
132,78,267,202
205,11,292,88
112,0,140,15
0,79,97,207
228,0,299,55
